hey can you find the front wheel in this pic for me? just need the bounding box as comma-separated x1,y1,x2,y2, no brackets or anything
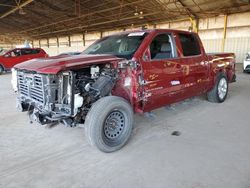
0,65,4,75
84,96,134,153
207,73,228,103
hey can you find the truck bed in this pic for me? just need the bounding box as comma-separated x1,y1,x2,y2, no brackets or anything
207,52,236,83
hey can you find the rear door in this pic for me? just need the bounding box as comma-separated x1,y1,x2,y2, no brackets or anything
176,32,209,96
140,32,184,111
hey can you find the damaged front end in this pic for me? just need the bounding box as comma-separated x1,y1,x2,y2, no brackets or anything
15,64,117,127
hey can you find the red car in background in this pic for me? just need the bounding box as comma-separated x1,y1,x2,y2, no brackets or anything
0,48,48,74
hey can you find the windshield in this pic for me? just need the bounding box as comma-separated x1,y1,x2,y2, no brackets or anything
246,53,250,60
82,32,147,59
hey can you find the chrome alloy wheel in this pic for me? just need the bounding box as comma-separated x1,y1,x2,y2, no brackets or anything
218,77,228,100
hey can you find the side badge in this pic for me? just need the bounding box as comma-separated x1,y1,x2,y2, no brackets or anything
171,80,180,86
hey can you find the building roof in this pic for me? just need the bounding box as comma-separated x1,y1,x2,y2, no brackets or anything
0,0,249,43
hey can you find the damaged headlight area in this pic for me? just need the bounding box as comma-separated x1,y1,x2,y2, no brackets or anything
16,65,117,127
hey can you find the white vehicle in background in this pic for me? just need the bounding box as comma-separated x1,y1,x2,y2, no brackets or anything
243,52,250,73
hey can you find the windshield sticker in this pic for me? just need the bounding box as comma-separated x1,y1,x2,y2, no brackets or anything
128,32,145,37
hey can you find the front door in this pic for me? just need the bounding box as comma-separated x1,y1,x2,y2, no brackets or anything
140,33,184,112
3,49,22,69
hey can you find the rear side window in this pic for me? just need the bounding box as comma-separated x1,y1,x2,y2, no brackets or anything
32,49,40,54
178,33,201,56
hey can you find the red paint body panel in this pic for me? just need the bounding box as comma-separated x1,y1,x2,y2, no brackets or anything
15,54,123,74
0,48,48,70
14,29,236,113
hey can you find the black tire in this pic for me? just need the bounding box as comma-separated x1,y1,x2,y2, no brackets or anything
85,96,134,153
207,73,228,103
0,65,4,75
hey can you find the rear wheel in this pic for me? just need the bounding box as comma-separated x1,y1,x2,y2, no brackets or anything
85,96,134,153
207,73,228,103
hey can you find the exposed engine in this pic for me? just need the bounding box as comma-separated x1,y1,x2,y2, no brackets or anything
15,64,118,126
75,65,116,99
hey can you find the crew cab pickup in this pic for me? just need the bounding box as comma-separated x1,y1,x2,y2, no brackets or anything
0,48,48,74
12,29,236,152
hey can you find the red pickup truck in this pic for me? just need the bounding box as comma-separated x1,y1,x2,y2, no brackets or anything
12,29,236,152
0,48,48,74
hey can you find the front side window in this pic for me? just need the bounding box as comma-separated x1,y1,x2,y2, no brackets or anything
82,32,147,59
178,33,201,56
149,34,175,60
12,49,21,57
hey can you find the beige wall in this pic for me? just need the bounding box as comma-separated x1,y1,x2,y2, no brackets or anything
198,12,250,62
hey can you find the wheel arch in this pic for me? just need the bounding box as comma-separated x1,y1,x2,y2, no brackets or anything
213,68,228,84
